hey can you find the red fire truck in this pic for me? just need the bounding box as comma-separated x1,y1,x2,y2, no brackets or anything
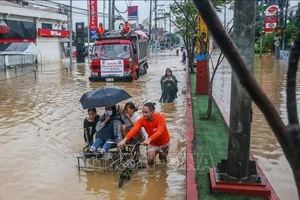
89,32,148,82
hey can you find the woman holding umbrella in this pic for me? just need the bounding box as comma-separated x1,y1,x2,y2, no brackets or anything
85,105,123,157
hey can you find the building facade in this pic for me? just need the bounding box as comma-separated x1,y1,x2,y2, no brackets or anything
0,0,70,64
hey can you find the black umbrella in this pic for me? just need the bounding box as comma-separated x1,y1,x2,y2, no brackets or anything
80,86,132,109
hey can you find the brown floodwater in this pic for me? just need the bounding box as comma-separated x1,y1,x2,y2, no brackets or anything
0,51,186,200
212,52,298,200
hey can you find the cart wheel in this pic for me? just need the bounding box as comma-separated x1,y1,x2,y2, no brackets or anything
118,178,124,188
135,70,140,80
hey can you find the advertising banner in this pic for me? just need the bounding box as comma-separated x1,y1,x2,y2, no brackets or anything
76,22,85,63
38,29,70,37
196,15,209,61
0,19,36,42
89,0,98,39
264,5,278,34
128,6,138,21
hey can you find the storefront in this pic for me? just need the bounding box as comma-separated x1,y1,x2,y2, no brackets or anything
0,1,69,64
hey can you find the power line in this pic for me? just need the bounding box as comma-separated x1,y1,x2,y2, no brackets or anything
24,0,112,18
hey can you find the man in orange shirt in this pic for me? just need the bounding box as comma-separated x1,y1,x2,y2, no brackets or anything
97,23,105,39
118,102,170,166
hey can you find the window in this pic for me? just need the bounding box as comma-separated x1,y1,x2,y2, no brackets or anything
92,44,131,59
42,23,52,29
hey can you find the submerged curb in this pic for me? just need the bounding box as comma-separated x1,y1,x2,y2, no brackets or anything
186,72,198,200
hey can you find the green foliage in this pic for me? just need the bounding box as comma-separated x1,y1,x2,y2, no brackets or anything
170,2,198,38
262,32,276,49
170,1,198,72
165,33,180,44
212,0,233,12
254,42,269,53
254,4,266,41
255,5,298,50
284,22,297,48
170,1,229,71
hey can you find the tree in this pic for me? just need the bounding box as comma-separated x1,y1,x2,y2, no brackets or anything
169,0,229,73
193,0,300,197
165,33,180,45
170,1,198,73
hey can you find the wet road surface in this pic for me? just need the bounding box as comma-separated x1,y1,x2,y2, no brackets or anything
212,52,298,200
0,50,187,200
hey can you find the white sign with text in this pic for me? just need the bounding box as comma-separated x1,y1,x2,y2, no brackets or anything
101,60,124,77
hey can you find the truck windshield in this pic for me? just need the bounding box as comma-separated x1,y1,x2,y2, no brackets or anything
92,44,130,59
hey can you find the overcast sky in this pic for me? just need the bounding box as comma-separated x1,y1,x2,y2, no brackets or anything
54,0,299,29
55,0,174,29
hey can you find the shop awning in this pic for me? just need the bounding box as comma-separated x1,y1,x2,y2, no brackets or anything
0,42,40,55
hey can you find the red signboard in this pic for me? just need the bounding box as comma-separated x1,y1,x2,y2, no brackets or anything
38,29,70,37
264,4,278,34
89,0,98,31
265,16,277,23
268,6,277,13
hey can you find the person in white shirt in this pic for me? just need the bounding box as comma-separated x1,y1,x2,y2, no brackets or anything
121,102,146,142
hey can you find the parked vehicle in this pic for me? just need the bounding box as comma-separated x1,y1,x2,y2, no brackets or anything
89,32,148,82
65,47,77,57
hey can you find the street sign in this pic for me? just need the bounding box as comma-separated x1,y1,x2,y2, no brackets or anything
274,40,280,47
128,6,138,21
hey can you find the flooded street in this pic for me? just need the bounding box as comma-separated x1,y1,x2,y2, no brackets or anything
212,52,298,199
0,51,186,200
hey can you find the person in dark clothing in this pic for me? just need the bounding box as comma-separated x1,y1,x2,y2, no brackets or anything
83,108,100,145
159,68,178,103
86,105,123,157
181,51,187,64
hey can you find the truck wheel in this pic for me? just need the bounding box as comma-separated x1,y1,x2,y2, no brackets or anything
143,65,147,75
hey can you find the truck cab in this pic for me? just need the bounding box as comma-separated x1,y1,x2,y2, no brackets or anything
89,32,148,82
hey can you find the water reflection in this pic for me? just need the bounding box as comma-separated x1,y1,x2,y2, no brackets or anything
212,54,297,199
0,51,186,200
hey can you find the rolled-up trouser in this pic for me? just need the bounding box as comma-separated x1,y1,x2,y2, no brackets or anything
91,138,115,152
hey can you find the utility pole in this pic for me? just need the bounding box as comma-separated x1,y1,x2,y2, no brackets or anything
169,11,171,49
108,0,111,30
69,0,73,71
259,0,265,59
149,0,152,41
103,0,105,27
278,0,285,50
87,0,90,64
154,0,158,52
282,0,289,50
112,0,115,30
224,0,227,30
218,0,259,183
154,0,157,40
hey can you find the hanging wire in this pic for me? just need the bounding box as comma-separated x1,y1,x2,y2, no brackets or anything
113,4,128,14
113,5,127,21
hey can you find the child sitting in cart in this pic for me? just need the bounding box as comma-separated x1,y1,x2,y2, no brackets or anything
85,105,123,158
83,108,100,146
